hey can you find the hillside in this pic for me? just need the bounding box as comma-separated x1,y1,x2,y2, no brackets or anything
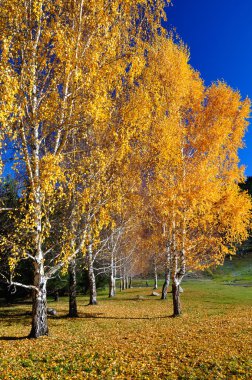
208,252,252,286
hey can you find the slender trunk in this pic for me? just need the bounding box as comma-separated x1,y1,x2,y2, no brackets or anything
172,281,181,317
153,275,158,289
119,266,122,291
122,276,125,290
29,191,49,337
171,260,185,317
29,137,48,337
68,258,78,317
153,257,158,289
25,9,48,339
171,145,187,317
162,242,171,299
161,269,170,300
153,262,158,289
129,276,132,289
109,255,116,297
109,273,116,297
171,253,185,316
29,263,48,338
125,276,129,289
120,278,123,291
88,243,97,305
171,213,186,316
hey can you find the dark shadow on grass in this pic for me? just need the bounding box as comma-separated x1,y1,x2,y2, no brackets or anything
0,336,29,341
81,315,171,320
0,312,31,319
0,300,33,307
53,312,171,320
97,297,164,302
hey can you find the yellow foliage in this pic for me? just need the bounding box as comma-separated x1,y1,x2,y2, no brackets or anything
137,35,251,276
0,0,250,311
40,154,65,198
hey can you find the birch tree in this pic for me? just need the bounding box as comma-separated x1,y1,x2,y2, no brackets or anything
0,0,166,337
138,36,252,316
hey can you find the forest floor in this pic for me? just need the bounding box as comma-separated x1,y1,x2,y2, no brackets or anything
0,256,251,379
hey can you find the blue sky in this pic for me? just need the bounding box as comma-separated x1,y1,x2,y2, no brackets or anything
164,0,252,176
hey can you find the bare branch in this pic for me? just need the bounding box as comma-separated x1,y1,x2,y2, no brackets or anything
0,208,18,211
10,281,38,293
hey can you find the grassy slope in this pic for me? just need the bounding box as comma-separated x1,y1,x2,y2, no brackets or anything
0,255,251,380
210,252,252,284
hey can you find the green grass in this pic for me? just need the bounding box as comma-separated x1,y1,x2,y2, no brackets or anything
210,252,252,284
0,254,251,379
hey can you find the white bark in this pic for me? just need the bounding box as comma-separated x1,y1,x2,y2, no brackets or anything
88,242,97,305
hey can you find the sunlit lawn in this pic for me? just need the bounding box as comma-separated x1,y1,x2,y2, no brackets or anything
0,277,251,380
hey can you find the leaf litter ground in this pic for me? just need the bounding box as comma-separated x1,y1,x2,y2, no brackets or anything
0,280,251,379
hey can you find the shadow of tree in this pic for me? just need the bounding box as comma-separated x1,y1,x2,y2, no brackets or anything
0,336,29,341
0,311,30,318
52,312,171,320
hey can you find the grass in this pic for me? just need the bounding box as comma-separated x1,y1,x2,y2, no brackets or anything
0,256,251,379
210,252,252,284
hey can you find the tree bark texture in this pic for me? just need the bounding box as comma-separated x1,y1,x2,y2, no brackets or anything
29,167,48,338
153,273,158,289
109,255,116,297
109,273,116,297
170,217,186,317
29,266,48,338
88,243,97,305
68,258,78,317
161,269,170,300
172,282,181,317
153,257,158,289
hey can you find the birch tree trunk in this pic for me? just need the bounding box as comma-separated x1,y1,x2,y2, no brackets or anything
109,255,116,297
172,280,181,316
173,200,187,315
122,274,126,290
26,9,50,337
88,243,97,305
109,273,116,297
171,248,186,316
171,147,187,316
29,262,48,338
28,190,49,338
68,258,78,317
125,276,129,289
161,269,170,300
129,276,132,289
153,259,158,289
29,119,49,336
161,244,171,299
